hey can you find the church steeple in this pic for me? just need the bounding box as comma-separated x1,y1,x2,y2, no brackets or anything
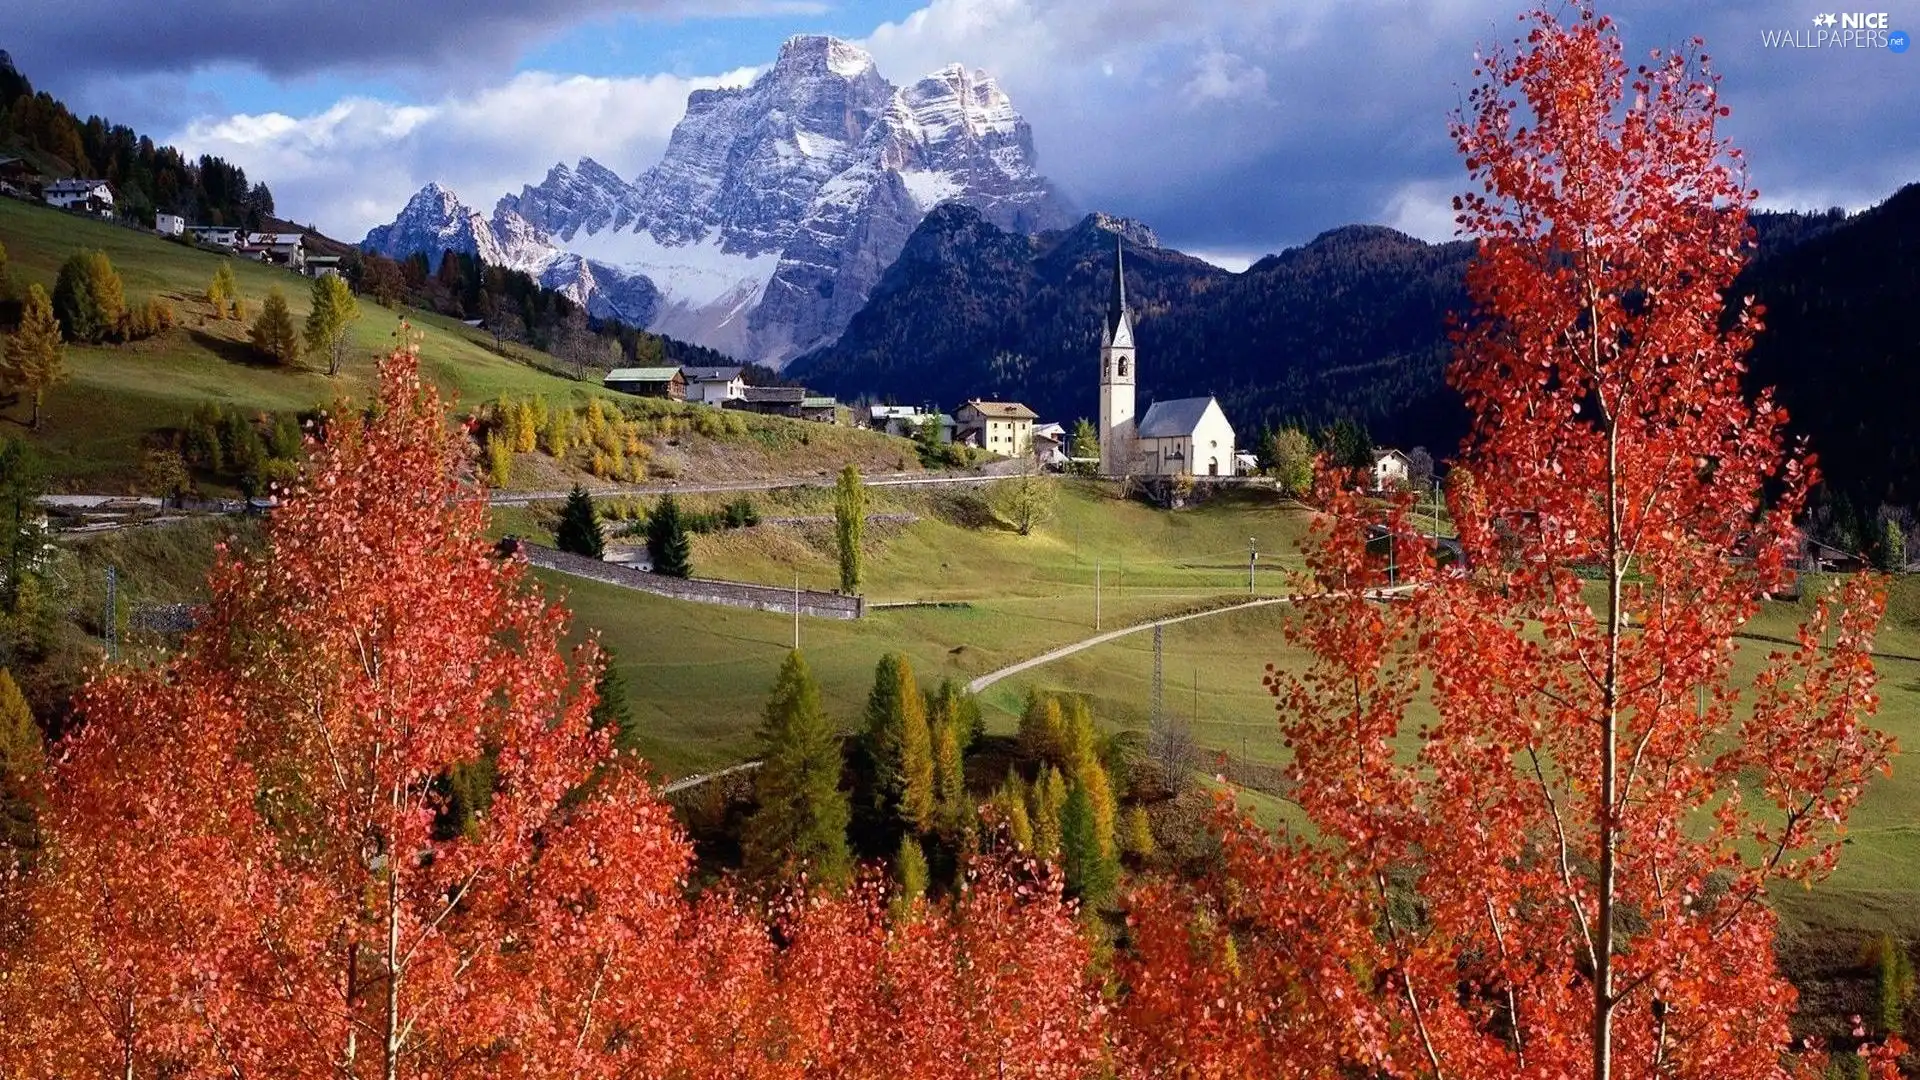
1098,230,1136,476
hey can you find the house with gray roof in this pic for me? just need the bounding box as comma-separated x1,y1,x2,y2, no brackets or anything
604,367,687,400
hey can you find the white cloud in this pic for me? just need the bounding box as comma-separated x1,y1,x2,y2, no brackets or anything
1183,47,1269,106
169,67,760,238
1186,249,1260,273
1380,180,1462,244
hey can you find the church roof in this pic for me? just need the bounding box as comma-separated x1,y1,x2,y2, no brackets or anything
1109,234,1129,335
1136,396,1223,439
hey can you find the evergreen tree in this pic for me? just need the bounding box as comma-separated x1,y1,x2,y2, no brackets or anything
1029,765,1066,863
554,485,605,559
741,650,852,889
1881,519,1907,573
834,463,865,594
1018,690,1066,766
927,678,983,753
0,238,11,300
1123,805,1156,860
51,251,123,343
249,286,300,366
0,439,48,613
2,285,66,429
590,652,639,758
1059,780,1119,910
994,771,1034,850
894,833,929,905
303,272,360,377
864,653,933,832
931,717,966,831
0,668,43,875
646,494,692,578
541,404,570,456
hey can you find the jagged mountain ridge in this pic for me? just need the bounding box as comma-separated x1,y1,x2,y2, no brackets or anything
360,35,1073,365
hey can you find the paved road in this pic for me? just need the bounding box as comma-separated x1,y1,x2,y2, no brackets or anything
964,597,1298,695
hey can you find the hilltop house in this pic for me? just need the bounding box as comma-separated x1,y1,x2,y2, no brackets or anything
243,232,306,270
187,225,241,248
955,400,1037,457
604,367,687,400
801,395,840,424
683,366,747,405
1371,449,1411,491
155,213,186,237
305,255,342,278
1095,237,1236,477
44,178,114,216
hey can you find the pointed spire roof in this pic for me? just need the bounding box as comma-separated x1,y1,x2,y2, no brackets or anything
1107,232,1130,338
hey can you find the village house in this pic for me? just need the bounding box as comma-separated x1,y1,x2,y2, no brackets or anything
304,255,342,278
955,400,1037,457
604,367,688,400
44,178,114,216
0,156,37,187
243,232,307,271
726,386,807,418
1371,449,1411,491
683,366,747,405
1095,237,1236,477
801,395,840,424
154,213,186,237
187,225,241,248
865,404,955,443
1032,422,1068,466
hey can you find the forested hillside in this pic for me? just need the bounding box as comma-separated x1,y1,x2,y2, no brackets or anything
0,51,275,228
792,193,1914,507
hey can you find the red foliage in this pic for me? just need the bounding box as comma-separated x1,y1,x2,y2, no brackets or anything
1114,7,1896,1079
0,343,1107,1079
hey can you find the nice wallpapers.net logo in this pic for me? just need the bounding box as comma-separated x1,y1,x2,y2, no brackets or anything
1760,11,1909,49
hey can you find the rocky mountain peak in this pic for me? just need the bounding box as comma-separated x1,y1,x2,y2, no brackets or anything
361,36,1073,366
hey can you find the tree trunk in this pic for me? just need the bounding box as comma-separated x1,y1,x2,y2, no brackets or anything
1593,324,1621,1080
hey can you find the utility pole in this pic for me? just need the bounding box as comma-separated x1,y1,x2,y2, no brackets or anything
793,572,800,651
1095,562,1102,630
1248,537,1257,595
1151,623,1164,732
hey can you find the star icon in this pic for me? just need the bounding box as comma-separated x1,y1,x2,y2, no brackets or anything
1814,13,1838,26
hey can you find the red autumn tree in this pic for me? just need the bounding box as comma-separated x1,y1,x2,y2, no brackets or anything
2,344,698,1079
1117,7,1896,1080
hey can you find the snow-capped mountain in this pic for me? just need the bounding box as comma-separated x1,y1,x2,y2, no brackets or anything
359,35,1074,365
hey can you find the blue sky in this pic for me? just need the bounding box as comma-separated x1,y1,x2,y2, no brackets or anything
7,0,1916,267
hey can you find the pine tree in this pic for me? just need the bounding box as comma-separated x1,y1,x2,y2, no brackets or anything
555,485,604,560
248,286,300,366
0,668,43,875
864,653,933,832
931,717,966,831
834,463,865,594
51,251,124,344
995,771,1034,850
1030,765,1066,863
1062,697,1116,856
894,833,929,905
485,433,513,487
2,285,66,429
590,651,639,758
1018,690,1066,767
303,272,360,376
741,650,852,890
927,678,983,753
646,494,692,578
1880,519,1906,573
1059,780,1118,910
542,403,571,457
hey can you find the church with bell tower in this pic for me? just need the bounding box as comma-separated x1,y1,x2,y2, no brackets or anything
1098,235,1138,475
1096,233,1237,479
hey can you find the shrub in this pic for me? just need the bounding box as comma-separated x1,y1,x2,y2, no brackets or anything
723,497,760,528
486,435,513,488
120,297,176,341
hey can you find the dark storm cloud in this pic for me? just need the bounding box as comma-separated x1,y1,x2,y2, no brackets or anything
0,0,799,81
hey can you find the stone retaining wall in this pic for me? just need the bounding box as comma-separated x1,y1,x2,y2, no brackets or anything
522,544,865,619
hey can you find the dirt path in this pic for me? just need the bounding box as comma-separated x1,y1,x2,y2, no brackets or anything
964,597,1297,695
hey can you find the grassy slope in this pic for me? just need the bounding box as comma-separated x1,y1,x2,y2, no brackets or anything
539,483,1315,776
0,197,923,490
